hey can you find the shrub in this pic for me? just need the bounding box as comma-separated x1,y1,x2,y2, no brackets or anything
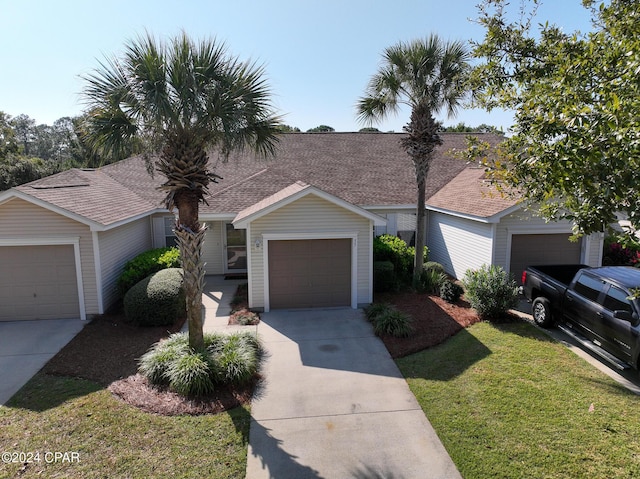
123,268,186,326
423,261,445,273
365,302,413,337
418,268,448,294
372,308,413,337
364,302,394,322
138,332,190,384
230,308,260,325
440,280,464,304
373,235,413,279
463,264,519,320
118,247,181,295
138,331,261,396
374,261,398,292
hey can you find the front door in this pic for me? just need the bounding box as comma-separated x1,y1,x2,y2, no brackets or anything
225,223,247,273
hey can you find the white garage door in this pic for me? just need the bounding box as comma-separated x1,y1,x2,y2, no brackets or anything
0,245,80,321
268,239,351,309
510,233,582,284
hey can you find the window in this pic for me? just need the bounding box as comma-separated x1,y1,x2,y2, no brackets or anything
397,213,416,247
603,286,633,313
573,273,603,302
164,217,178,247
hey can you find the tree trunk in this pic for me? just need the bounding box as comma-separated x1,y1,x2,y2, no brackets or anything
174,189,206,351
399,104,443,285
414,174,427,283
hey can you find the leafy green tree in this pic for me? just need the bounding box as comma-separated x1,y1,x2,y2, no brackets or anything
440,122,502,133
306,125,335,132
470,0,640,236
82,33,280,350
275,124,301,133
11,114,36,156
359,127,380,132
0,111,18,160
357,34,471,282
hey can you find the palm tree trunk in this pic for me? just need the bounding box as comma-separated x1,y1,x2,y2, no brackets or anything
400,104,443,285
415,174,427,283
174,190,206,351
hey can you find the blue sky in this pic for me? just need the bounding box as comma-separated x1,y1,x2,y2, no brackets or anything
0,0,593,132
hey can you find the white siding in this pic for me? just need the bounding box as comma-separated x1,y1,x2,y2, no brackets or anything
427,212,493,279
98,217,152,310
202,221,224,275
248,195,372,309
0,197,98,315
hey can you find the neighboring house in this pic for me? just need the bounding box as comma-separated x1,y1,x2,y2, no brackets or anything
0,132,604,321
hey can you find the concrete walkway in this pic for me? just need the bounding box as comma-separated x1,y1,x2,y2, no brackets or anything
0,318,85,405
246,309,461,479
180,275,257,334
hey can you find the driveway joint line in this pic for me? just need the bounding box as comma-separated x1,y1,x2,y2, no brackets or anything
253,407,424,423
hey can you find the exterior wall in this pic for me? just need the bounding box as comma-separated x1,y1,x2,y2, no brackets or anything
427,211,494,279
97,217,152,310
494,209,604,273
247,195,372,310
0,197,98,316
152,215,226,275
202,221,224,275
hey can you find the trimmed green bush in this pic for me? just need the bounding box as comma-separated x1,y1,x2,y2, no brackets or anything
123,268,186,326
463,264,519,320
440,280,464,304
138,331,261,396
373,235,413,278
373,234,429,283
374,260,397,292
118,247,181,295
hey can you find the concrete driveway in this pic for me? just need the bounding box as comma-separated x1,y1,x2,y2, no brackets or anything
246,309,461,479
0,319,85,405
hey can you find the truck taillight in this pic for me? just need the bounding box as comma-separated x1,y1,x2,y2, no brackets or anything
521,270,527,285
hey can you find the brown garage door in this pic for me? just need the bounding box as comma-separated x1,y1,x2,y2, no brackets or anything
510,233,582,284
268,239,351,309
0,245,80,321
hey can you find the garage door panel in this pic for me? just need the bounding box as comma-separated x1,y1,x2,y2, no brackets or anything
0,245,80,321
510,233,582,284
269,239,351,309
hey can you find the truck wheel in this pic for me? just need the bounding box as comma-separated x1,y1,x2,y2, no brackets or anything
532,297,553,328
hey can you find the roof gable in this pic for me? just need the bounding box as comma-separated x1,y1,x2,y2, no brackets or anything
232,181,386,228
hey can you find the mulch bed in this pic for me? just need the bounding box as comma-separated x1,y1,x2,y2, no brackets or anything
375,292,482,358
41,290,498,416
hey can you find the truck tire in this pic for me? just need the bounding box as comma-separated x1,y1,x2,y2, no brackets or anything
532,297,553,328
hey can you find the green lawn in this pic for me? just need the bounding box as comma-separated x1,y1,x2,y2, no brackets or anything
397,321,640,479
0,374,249,478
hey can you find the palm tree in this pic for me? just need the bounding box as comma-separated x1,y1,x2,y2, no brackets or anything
358,35,470,283
82,33,280,350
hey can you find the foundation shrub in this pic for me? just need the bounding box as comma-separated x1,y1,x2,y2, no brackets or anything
463,264,519,320
123,268,186,326
118,247,181,295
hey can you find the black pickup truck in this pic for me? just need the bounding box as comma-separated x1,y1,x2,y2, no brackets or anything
522,264,640,370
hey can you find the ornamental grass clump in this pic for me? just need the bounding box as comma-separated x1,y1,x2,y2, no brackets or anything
138,331,261,397
365,303,413,337
463,264,519,320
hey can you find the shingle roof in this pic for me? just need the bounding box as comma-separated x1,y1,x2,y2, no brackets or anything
14,132,509,226
426,167,519,219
